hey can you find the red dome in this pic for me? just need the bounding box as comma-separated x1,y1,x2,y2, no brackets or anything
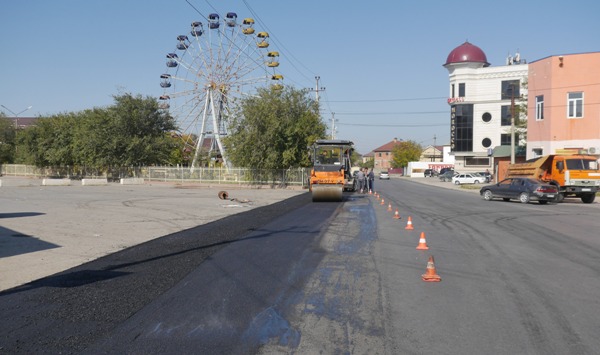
444,41,489,66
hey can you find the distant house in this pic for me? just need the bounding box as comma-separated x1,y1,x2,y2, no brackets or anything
372,137,403,170
361,151,373,165
6,116,38,129
420,145,445,162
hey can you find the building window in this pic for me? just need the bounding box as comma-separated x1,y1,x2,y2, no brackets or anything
482,112,492,123
535,95,544,120
482,138,492,148
451,84,455,98
458,83,466,97
532,148,543,157
451,104,473,152
378,153,381,157
501,80,520,100
501,105,512,126
567,92,583,118
501,134,511,146
465,157,490,166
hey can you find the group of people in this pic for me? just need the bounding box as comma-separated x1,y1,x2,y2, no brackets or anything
356,167,374,193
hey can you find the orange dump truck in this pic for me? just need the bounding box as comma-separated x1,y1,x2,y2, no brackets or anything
309,139,354,202
506,154,600,203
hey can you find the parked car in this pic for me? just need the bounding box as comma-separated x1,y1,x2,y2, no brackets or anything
379,171,390,180
472,172,490,183
424,169,438,177
452,173,484,185
439,167,454,175
479,177,559,204
477,171,493,182
439,170,455,182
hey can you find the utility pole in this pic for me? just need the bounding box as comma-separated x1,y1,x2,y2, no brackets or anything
330,112,336,139
433,134,437,162
309,76,325,103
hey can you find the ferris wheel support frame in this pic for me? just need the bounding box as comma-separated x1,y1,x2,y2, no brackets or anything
190,93,211,172
209,88,230,169
189,87,231,172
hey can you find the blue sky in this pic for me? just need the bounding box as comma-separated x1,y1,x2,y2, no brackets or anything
1,0,599,154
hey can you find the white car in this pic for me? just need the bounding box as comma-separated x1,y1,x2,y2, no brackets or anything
379,171,390,180
452,173,484,185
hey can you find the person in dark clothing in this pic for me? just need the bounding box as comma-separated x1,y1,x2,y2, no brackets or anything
367,168,375,193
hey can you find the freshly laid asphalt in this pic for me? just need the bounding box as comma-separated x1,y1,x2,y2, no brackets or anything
0,176,304,292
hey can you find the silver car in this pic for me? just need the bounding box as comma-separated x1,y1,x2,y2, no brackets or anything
452,173,484,185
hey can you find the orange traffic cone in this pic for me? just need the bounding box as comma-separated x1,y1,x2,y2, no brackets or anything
416,232,429,250
387,203,392,212
422,256,441,282
380,198,385,205
393,209,401,219
369,189,372,195
405,216,414,230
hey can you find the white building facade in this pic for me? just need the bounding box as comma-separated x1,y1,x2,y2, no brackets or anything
444,41,528,172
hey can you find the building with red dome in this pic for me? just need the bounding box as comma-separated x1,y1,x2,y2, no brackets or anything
444,41,490,68
444,41,528,176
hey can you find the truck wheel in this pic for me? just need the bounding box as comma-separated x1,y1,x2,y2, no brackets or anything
581,193,596,204
519,192,530,204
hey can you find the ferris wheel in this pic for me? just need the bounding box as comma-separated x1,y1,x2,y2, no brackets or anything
159,12,283,169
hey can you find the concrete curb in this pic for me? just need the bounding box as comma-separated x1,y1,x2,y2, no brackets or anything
81,178,108,186
120,178,144,185
42,178,72,186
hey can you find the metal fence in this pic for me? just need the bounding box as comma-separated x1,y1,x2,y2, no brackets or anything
0,164,310,187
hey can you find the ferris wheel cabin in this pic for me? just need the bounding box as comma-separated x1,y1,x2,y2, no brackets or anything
225,12,237,27
242,18,255,35
190,22,203,37
208,14,220,29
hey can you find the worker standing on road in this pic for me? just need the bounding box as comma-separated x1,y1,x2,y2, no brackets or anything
367,168,375,193
357,168,366,193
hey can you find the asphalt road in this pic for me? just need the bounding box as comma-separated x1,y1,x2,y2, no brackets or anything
1,177,599,354
372,178,600,354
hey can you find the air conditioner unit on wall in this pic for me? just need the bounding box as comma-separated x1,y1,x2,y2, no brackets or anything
588,147,600,154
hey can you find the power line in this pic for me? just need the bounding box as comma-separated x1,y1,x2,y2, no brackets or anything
337,122,447,127
335,111,448,115
325,96,447,103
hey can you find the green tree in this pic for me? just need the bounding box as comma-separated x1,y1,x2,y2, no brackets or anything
391,140,422,169
106,93,177,166
0,113,16,163
351,150,365,167
225,86,327,169
515,79,528,144
16,93,177,169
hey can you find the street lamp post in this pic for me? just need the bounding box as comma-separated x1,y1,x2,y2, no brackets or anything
506,84,519,164
510,93,516,164
1,104,33,129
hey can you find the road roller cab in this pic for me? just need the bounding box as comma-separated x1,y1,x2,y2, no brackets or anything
309,139,354,202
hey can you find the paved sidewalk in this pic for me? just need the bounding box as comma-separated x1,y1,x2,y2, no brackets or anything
0,176,305,291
